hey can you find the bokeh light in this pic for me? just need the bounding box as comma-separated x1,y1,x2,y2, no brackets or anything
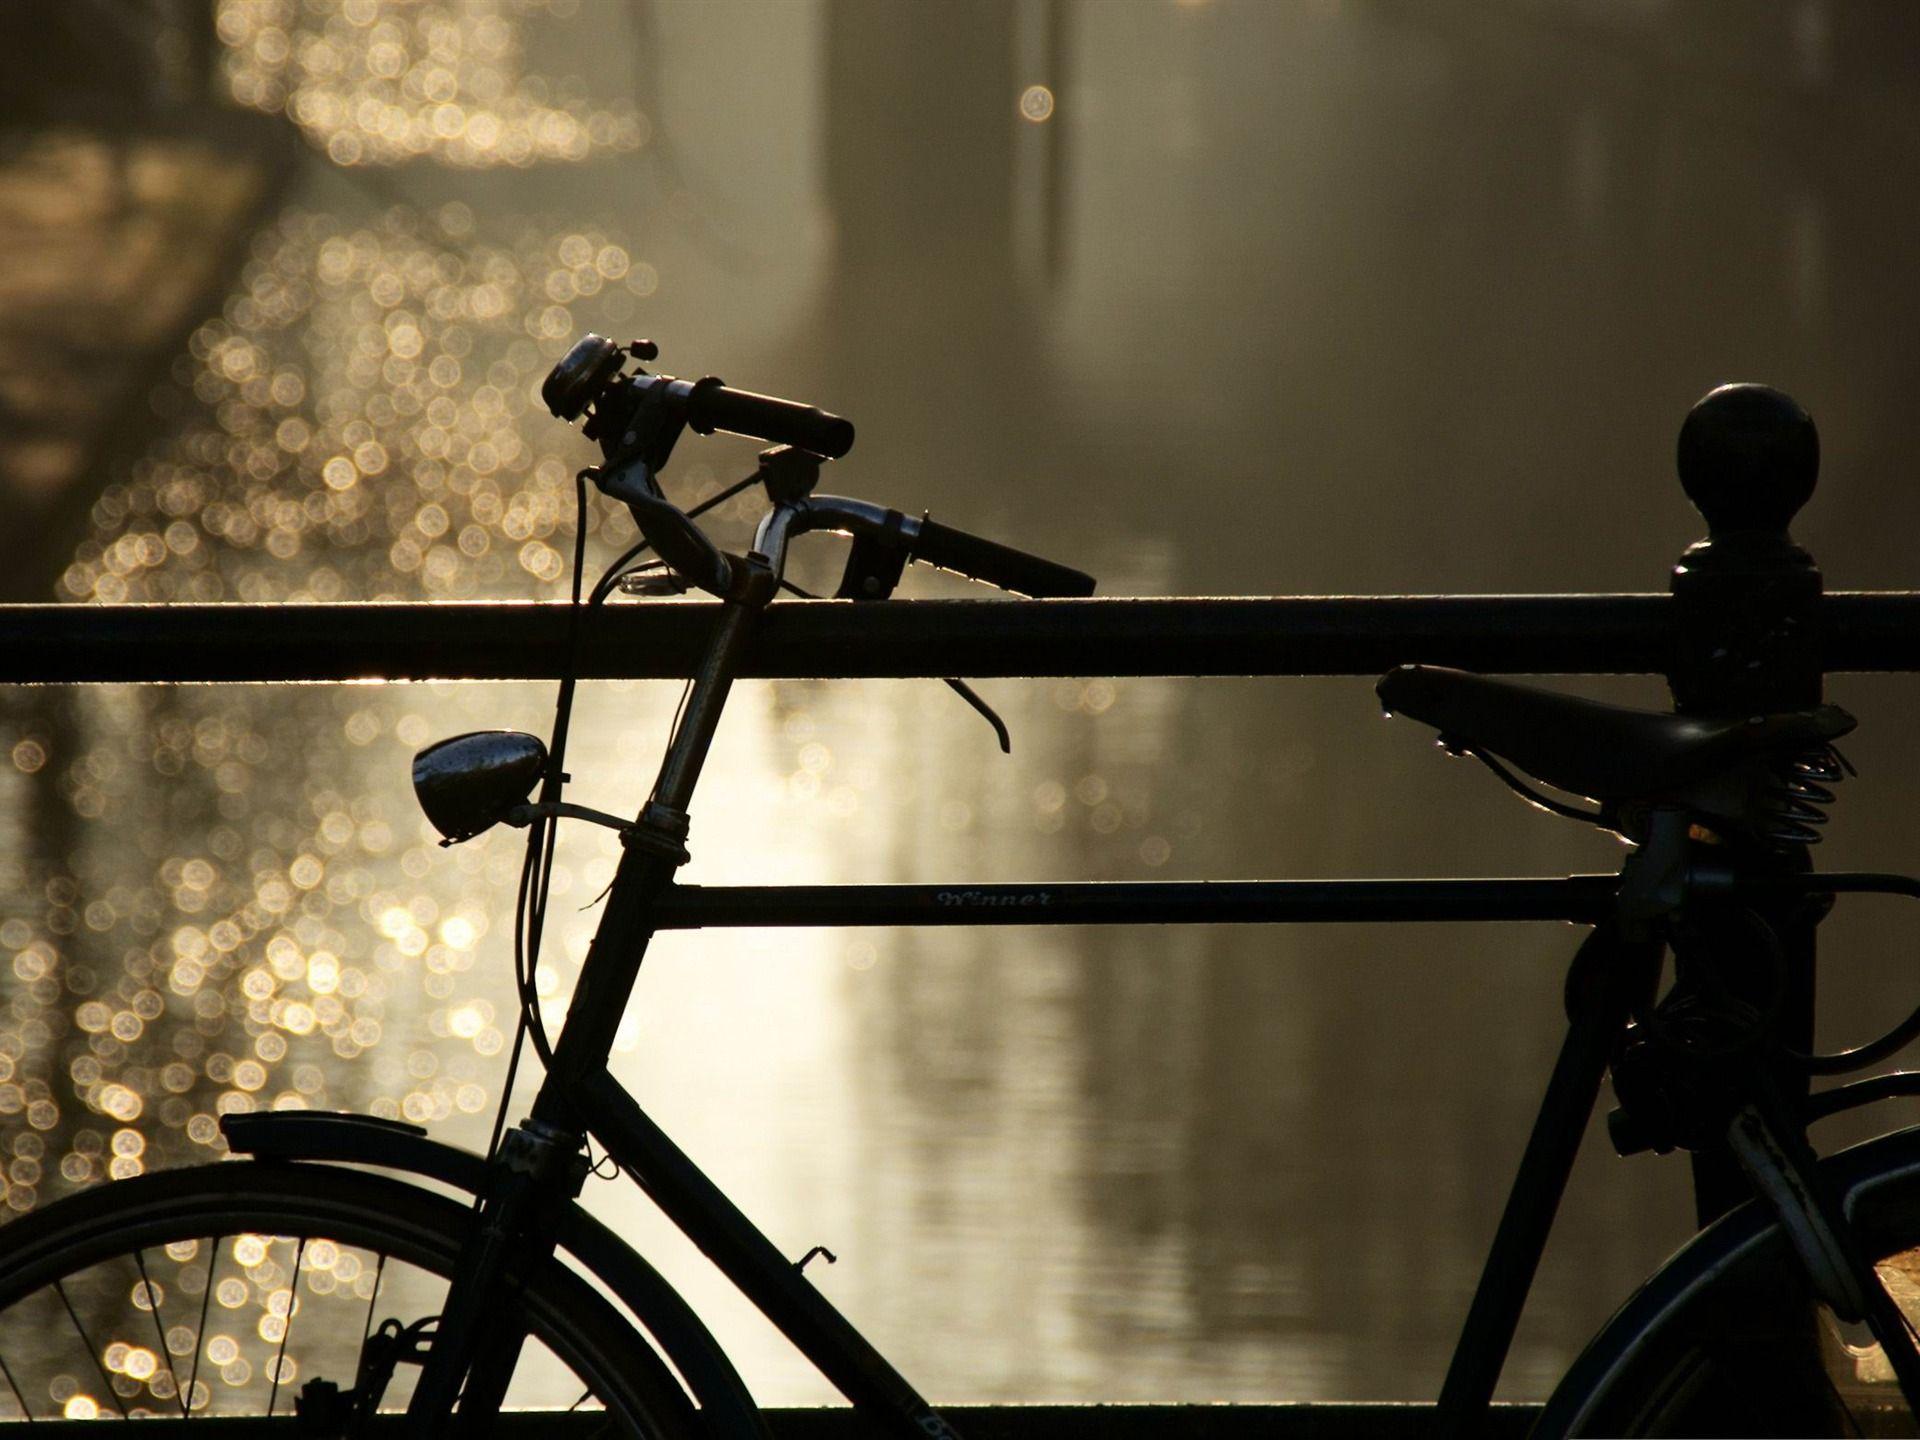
218,0,648,168
61,206,651,607
0,195,661,1239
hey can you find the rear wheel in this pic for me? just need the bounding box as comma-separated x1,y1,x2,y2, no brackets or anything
1541,1127,1920,1437
0,1161,701,1433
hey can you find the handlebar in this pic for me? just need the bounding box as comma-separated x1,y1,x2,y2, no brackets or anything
555,337,1093,601
754,496,1096,600
910,516,1095,598
543,335,854,463
683,380,855,460
600,478,1098,604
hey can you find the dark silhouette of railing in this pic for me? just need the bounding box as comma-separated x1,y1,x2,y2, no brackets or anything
0,383,1912,1434
3,589,1919,686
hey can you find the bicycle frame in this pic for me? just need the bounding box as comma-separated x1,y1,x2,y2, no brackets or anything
393,495,1579,1434
382,493,1920,1435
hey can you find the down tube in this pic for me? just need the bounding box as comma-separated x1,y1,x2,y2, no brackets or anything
576,1067,964,1440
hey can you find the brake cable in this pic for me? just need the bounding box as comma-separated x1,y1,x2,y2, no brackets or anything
1718,872,1920,1076
592,470,763,605
482,476,590,1168
776,576,1012,752
484,467,795,1167
1790,996,1920,1076
483,466,1024,1166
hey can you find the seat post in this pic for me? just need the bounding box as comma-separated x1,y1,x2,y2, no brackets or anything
1667,383,1827,1225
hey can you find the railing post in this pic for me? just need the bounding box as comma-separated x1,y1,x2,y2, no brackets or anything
1667,382,1827,1223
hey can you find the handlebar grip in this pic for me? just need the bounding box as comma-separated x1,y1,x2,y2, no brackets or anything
686,381,856,460
911,517,1096,598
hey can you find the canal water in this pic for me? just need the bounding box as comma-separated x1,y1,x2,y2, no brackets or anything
7,0,1920,1418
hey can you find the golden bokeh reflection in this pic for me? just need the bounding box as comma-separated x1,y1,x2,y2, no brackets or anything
0,96,665,1405
60,208,649,607
218,0,647,168
1019,84,1055,124
22,0,1896,1415
0,86,1287,1400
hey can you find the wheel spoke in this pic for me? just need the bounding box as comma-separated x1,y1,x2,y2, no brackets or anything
1880,1289,1920,1432
185,1234,219,1422
348,1252,388,1419
0,1344,36,1423
133,1248,189,1419
266,1236,307,1417
53,1278,128,1419
0,1169,673,1433
356,1252,386,1374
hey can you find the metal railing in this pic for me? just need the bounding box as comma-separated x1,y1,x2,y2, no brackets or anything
0,383,1913,1431
3,590,1920,685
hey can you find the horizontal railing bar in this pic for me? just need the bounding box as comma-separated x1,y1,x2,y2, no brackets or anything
2,593,1918,684
653,878,1619,928
0,1402,1550,1437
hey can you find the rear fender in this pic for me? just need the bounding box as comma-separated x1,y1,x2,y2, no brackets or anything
1536,1125,1920,1436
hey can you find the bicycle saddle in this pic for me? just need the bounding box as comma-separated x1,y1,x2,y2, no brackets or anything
1377,665,1855,841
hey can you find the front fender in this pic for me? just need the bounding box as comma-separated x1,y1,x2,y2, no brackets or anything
221,1110,766,1439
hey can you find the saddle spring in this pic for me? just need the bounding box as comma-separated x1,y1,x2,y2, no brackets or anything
1761,742,1855,847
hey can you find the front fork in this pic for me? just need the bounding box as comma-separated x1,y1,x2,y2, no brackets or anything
1432,922,1658,1436
402,1117,591,1430
402,807,691,1432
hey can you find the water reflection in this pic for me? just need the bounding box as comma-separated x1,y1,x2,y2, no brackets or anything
0,117,684,1406
219,0,647,168
11,0,1920,1419
59,206,654,606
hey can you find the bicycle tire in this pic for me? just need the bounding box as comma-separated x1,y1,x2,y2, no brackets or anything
1539,1125,1920,1437
0,1161,704,1432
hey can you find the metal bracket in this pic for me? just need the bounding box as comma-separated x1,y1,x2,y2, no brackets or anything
835,533,910,601
498,1119,591,1198
756,445,821,504
1613,808,1692,941
624,802,692,865
501,799,635,835
794,1244,838,1274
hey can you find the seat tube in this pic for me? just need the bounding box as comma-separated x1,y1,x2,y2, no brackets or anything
1433,924,1648,1437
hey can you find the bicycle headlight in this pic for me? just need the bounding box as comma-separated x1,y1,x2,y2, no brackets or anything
411,731,549,844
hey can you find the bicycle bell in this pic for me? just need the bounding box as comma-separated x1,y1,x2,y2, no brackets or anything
412,731,549,844
541,333,657,422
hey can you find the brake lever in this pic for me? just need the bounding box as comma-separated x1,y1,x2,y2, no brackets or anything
943,677,1012,754
776,577,1014,753
615,563,690,597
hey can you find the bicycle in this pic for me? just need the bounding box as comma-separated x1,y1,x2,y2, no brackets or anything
2,346,1919,1438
